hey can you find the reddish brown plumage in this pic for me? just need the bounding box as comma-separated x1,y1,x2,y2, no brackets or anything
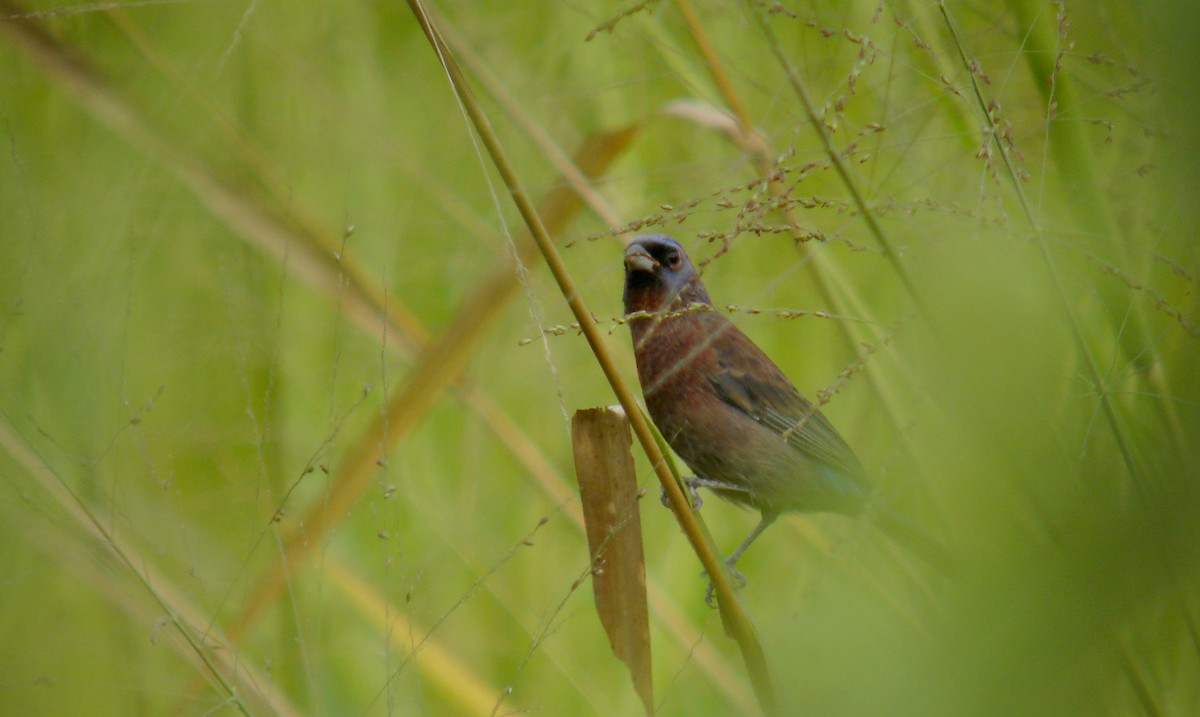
624,236,867,523
623,236,954,583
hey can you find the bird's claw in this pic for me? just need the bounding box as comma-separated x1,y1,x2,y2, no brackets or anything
660,476,704,512
702,561,747,609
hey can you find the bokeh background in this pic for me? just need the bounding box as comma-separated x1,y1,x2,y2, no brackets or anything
2,1,1197,715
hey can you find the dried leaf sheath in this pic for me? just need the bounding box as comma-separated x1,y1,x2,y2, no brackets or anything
572,407,654,716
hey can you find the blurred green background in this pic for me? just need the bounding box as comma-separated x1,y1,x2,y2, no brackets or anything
1,1,1197,715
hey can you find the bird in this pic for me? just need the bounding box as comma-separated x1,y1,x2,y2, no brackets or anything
622,234,950,597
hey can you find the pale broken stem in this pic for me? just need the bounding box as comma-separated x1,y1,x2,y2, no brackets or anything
572,407,654,716
218,128,639,639
406,1,778,714
0,6,756,706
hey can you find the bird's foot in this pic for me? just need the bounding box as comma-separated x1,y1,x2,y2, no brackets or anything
659,476,704,512
702,560,747,609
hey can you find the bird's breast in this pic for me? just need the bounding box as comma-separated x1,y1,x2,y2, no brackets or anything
629,314,720,402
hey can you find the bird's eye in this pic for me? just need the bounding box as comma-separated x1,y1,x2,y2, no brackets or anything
665,251,681,268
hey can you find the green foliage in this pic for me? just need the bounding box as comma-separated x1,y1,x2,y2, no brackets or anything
0,1,1196,715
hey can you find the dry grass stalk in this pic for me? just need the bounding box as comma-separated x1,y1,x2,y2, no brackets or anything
572,406,654,715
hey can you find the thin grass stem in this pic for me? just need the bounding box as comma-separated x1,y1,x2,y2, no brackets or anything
406,1,778,713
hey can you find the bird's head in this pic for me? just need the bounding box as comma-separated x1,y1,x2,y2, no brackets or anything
622,235,712,315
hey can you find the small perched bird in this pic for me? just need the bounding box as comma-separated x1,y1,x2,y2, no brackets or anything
622,235,949,593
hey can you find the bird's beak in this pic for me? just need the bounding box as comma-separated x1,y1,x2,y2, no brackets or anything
624,245,659,274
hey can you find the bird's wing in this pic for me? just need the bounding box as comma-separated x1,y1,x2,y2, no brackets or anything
704,317,865,479
708,369,864,478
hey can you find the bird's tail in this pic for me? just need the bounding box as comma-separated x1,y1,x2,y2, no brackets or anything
872,508,958,578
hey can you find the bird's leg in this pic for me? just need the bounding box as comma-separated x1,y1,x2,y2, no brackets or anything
703,512,778,608
704,565,746,608
726,512,778,567
659,476,704,511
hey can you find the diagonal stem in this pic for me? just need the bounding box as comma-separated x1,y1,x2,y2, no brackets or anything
222,128,637,643
0,7,758,706
406,1,777,713
751,6,928,318
676,0,927,473
934,1,1140,487
0,417,299,717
